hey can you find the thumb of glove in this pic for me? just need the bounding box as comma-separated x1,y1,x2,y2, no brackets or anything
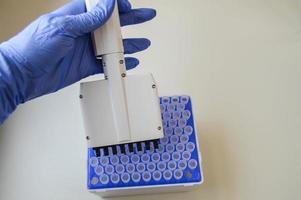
56,0,115,38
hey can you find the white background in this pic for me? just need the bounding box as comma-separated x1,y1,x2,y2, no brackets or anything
0,0,301,199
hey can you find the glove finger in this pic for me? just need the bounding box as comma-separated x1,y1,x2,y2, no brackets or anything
60,0,115,37
52,0,86,16
120,8,156,26
87,57,139,76
124,57,140,69
123,38,151,54
118,0,132,13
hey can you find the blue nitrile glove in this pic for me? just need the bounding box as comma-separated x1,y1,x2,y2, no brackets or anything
0,0,156,123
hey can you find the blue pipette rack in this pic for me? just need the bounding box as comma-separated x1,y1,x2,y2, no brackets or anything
87,96,203,196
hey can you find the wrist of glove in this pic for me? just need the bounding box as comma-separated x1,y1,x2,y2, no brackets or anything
0,42,28,123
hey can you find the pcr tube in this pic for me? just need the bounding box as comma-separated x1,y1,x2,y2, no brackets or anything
178,119,187,128
99,174,109,184
176,103,185,111
163,170,172,181
156,144,165,154
142,171,152,182
141,154,150,163
147,162,156,172
120,155,129,165
162,97,170,104
131,154,140,164
111,173,120,184
110,155,119,165
171,96,180,104
136,143,144,155
180,96,189,104
94,166,104,175
162,152,171,162
153,170,162,181
100,148,106,157
157,161,166,172
116,145,122,156
170,135,179,144
100,156,109,166
131,172,141,183
172,151,181,161
174,169,183,180
126,163,135,173
146,144,155,154
169,119,177,128
137,163,146,173
121,173,130,183
172,111,181,120
163,112,172,120
167,104,176,112
167,160,177,171
174,127,183,136
115,164,125,174
151,153,160,163
186,142,196,152
160,137,169,145
165,127,173,137
108,147,113,156
105,165,114,175
182,151,191,161
178,160,187,170
166,144,175,153
91,177,99,185
184,126,193,135
182,110,191,120
188,159,198,169
89,157,99,167
180,134,189,144
125,144,133,155
176,143,185,152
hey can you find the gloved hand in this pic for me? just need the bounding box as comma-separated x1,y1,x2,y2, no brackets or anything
0,0,156,123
